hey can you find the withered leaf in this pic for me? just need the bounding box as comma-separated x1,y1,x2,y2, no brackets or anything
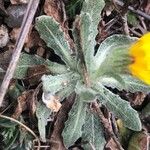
12,90,37,119
27,64,49,85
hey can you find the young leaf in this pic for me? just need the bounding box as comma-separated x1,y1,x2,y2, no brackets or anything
73,0,105,78
93,35,137,79
81,0,104,39
73,13,96,78
45,59,67,74
36,102,52,142
75,81,97,102
42,72,79,94
62,97,87,147
94,83,142,131
82,110,106,150
35,16,76,69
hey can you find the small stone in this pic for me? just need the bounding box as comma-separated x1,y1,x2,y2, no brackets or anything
5,4,27,28
0,25,9,48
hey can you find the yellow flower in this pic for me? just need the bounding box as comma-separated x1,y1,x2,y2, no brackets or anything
128,32,150,85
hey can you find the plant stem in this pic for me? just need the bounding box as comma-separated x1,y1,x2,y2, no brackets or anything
0,0,40,106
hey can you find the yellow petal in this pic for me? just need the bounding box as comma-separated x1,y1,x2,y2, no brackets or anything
129,32,150,85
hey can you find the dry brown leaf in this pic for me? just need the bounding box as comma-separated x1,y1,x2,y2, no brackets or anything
105,138,120,150
26,64,48,85
42,93,62,112
12,90,37,119
12,91,28,119
44,0,65,23
10,26,32,44
36,47,45,57
25,30,43,49
46,96,62,112
50,93,76,150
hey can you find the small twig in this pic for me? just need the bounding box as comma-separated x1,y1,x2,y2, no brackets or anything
0,0,40,106
121,13,129,35
114,0,150,20
0,114,41,150
93,102,124,150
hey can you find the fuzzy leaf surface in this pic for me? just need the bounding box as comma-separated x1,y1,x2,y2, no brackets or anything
62,97,87,147
99,75,150,93
15,53,68,79
42,72,79,94
73,13,95,78
36,102,52,142
93,35,137,78
35,16,76,69
74,0,104,77
82,0,104,38
15,53,45,79
75,81,97,102
82,110,106,150
95,84,142,131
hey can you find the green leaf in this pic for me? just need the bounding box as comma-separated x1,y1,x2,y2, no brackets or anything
75,81,97,102
94,83,142,131
35,16,76,69
82,110,106,150
15,53,68,79
99,74,150,93
73,13,95,78
45,59,68,74
42,72,79,94
93,35,137,78
62,97,87,147
36,102,52,142
82,0,104,38
73,0,105,78
56,79,77,101
15,53,45,79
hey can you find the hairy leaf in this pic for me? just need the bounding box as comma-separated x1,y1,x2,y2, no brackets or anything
36,102,52,142
75,81,97,102
15,53,68,79
73,13,95,78
35,16,76,69
73,0,105,78
99,74,150,93
81,0,104,38
45,59,67,74
42,72,79,94
62,97,87,147
15,53,45,79
82,110,106,150
95,84,142,131
93,35,137,79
